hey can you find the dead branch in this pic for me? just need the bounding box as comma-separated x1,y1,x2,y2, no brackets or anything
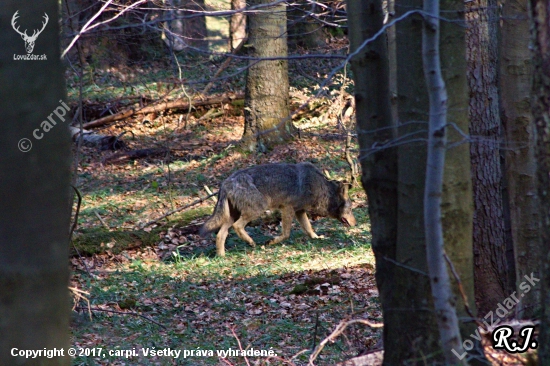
309,318,383,366
201,40,245,96
74,306,166,329
70,126,125,150
139,192,217,229
102,148,169,165
82,93,244,129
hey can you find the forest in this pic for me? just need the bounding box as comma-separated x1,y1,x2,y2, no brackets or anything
1,0,550,365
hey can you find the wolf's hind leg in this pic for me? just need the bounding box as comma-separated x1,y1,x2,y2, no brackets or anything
233,215,256,247
295,210,323,239
268,206,294,245
216,218,235,257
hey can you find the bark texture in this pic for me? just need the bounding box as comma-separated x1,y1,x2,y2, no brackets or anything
242,0,291,152
346,1,398,365
0,2,71,365
500,0,541,318
395,1,442,363
422,0,466,362
529,0,550,361
440,0,486,362
465,0,508,314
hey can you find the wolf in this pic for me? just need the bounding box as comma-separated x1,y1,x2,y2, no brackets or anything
200,162,356,256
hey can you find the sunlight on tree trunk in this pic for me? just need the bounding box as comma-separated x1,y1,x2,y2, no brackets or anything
242,0,291,152
230,0,246,51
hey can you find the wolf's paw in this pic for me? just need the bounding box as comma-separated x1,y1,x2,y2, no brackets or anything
310,233,325,240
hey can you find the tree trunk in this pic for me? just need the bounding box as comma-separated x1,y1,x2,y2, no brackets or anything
440,0,487,362
394,1,443,363
287,1,326,50
0,2,71,365
163,0,207,51
230,0,246,51
500,0,541,318
422,0,466,362
465,0,509,314
346,1,398,364
242,0,291,152
529,0,550,361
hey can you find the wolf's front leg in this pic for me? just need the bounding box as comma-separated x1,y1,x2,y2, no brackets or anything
295,210,324,239
232,215,256,247
268,207,293,245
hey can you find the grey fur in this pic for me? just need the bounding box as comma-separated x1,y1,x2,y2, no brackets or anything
200,162,356,256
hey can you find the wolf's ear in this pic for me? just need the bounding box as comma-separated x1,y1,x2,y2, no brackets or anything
339,181,351,196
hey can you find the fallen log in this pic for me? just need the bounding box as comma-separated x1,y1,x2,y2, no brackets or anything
82,92,245,129
69,126,125,150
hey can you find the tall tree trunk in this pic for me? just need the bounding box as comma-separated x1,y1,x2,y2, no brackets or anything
394,1,442,362
242,0,291,152
347,1,398,364
500,0,541,318
163,0,208,51
529,0,550,362
465,0,509,314
422,0,466,362
230,0,246,51
287,1,326,50
440,0,487,362
0,2,71,365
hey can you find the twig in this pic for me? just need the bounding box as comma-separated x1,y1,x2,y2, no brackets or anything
201,39,245,96
74,306,166,329
139,192,217,229
383,256,429,276
69,185,93,277
308,318,383,365
95,211,110,229
443,252,476,322
69,286,92,321
203,185,217,203
69,185,82,238
229,326,251,366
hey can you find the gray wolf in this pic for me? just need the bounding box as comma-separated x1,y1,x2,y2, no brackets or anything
200,162,356,256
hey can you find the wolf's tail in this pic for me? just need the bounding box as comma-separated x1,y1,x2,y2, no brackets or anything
199,188,229,237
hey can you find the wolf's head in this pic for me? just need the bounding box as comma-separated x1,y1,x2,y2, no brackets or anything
333,182,356,227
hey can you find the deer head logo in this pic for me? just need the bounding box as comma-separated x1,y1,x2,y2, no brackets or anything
11,11,49,54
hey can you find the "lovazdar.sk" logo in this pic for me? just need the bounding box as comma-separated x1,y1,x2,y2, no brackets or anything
11,10,48,60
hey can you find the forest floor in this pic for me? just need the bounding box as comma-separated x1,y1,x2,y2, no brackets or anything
68,46,385,365
67,44,532,365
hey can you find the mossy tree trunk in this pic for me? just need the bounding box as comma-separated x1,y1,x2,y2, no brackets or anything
500,0,541,318
0,1,72,365
347,1,399,364
242,0,291,152
529,0,550,361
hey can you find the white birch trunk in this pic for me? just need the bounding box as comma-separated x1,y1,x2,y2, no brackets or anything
422,1,466,363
